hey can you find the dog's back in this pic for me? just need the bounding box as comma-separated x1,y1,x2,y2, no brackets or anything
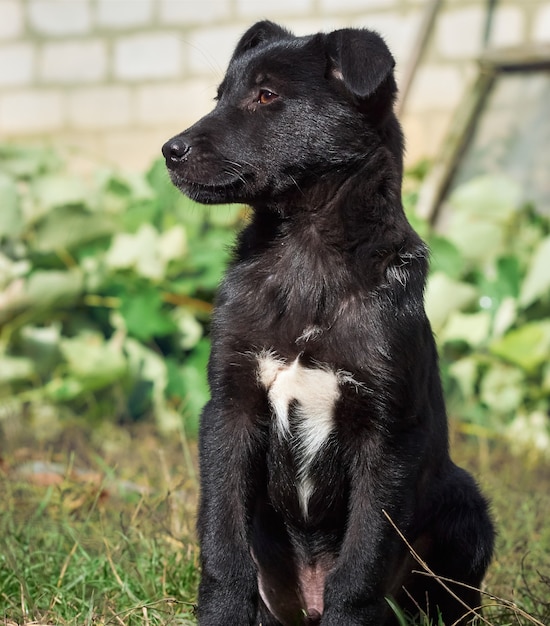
163,21,494,626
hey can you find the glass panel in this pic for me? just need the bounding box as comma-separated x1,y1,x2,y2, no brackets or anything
445,68,550,217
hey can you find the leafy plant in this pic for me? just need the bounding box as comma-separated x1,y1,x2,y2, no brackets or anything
406,174,550,457
1,145,548,453
0,145,247,434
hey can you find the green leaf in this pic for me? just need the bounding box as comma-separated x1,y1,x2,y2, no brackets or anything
0,355,35,383
0,145,61,178
480,363,524,415
106,223,182,281
173,308,203,350
424,272,478,332
119,288,177,341
448,174,522,221
0,172,24,237
448,356,480,399
59,332,127,389
490,321,550,374
32,174,91,212
441,310,492,347
180,341,210,435
25,269,83,308
519,236,550,308
32,205,115,252
428,235,464,279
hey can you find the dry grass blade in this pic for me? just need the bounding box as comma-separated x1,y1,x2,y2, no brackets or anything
382,509,492,626
383,510,547,626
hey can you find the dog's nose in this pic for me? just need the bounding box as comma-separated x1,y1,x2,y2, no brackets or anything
162,137,191,163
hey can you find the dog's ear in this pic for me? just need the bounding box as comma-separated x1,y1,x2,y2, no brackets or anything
232,21,292,59
326,28,395,99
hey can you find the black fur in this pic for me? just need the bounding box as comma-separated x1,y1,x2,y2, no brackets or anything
163,21,494,626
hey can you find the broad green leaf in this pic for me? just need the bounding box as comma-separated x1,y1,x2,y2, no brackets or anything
179,338,211,434
106,223,166,280
492,297,517,338
25,269,83,308
441,311,491,347
59,332,127,387
159,225,187,262
506,411,550,457
173,308,203,350
519,236,550,308
448,356,480,399
0,172,24,237
445,214,506,263
428,235,464,279
424,272,478,332
0,355,35,383
32,174,91,212
18,324,61,375
0,145,60,178
119,288,177,341
490,321,550,374
448,175,521,221
43,376,86,401
0,253,30,290
32,205,115,252
480,363,524,414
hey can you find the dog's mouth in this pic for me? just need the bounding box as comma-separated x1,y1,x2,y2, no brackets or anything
167,169,252,205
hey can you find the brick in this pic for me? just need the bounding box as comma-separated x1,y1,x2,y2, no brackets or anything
352,11,423,66
67,86,133,129
0,43,34,87
405,64,466,112
286,18,348,35
136,79,215,125
237,0,312,18
114,33,183,80
187,25,245,76
159,0,230,24
320,0,395,12
532,4,550,43
97,0,153,28
0,89,65,134
0,0,23,39
39,40,107,84
489,5,525,48
28,0,92,36
436,6,485,59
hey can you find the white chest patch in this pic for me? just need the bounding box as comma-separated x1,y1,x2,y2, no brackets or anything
257,350,341,517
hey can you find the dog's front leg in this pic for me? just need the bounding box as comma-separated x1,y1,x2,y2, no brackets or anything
321,442,411,626
196,399,262,625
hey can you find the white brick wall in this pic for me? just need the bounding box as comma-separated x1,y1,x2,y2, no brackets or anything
0,0,23,39
114,33,183,80
159,0,230,24
237,0,313,19
0,89,65,133
0,0,548,167
28,0,92,36
39,40,107,83
97,0,154,28
67,86,133,129
0,43,34,87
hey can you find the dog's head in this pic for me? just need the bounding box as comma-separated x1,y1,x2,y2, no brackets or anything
163,21,400,206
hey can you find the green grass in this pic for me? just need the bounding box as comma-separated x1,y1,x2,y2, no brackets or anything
0,422,549,625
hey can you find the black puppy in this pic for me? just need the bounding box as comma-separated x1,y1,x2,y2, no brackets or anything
163,21,494,626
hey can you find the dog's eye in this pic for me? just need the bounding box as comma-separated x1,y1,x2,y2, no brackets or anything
258,89,278,105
